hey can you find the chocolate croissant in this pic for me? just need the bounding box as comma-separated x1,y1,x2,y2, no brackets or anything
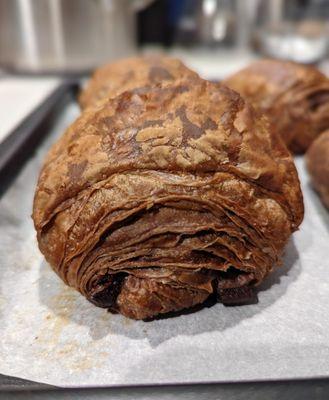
224,59,329,154
306,129,329,209
33,77,303,320
79,55,198,110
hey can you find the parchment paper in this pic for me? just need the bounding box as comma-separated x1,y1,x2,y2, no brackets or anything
0,102,329,388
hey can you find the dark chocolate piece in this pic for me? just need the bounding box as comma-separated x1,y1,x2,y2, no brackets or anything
218,286,258,306
89,274,125,308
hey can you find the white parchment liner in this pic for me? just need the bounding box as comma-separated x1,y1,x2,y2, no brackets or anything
0,102,329,387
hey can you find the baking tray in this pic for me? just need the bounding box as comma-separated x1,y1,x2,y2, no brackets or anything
0,81,79,197
0,82,329,398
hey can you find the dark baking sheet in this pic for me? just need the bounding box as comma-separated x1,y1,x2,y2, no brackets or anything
2,374,329,399
0,81,79,198
0,80,329,398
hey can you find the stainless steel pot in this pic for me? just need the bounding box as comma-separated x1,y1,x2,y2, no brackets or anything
0,0,152,74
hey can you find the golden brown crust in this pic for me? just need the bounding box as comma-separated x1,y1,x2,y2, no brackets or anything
306,129,329,208
79,55,199,110
33,77,304,320
224,59,329,154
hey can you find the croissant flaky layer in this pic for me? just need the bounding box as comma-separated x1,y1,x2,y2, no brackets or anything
224,59,329,154
78,55,198,110
306,129,329,209
33,77,304,320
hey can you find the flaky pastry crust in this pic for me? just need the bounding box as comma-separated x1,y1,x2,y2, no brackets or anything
33,77,304,319
224,59,329,153
306,129,329,208
79,55,198,110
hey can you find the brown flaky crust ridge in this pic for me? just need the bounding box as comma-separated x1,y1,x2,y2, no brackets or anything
33,77,303,320
224,59,329,154
306,129,329,209
78,55,198,110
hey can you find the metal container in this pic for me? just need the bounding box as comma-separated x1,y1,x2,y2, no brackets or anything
0,0,152,74
253,0,329,63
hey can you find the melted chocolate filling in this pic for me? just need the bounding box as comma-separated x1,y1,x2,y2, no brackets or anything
89,273,126,308
89,266,258,311
308,90,329,111
218,286,258,306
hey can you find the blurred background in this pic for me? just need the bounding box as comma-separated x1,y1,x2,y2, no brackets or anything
0,0,328,144
0,0,328,76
